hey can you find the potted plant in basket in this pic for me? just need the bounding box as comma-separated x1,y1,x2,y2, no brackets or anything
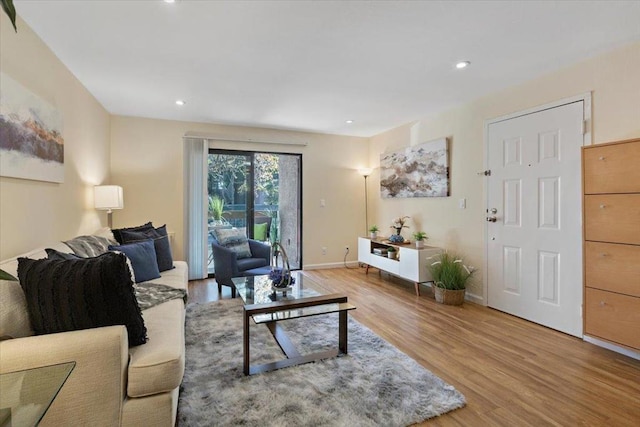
426,252,475,305
387,246,397,260
413,231,427,249
369,225,379,239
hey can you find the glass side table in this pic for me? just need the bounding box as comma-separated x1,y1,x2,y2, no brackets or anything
0,361,75,427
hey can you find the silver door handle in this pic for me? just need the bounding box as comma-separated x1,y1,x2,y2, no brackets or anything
486,216,497,222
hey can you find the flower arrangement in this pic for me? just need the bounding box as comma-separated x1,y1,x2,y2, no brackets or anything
389,216,410,243
269,267,295,288
427,252,475,290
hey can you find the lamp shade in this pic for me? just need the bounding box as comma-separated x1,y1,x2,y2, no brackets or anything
358,168,373,177
94,185,124,211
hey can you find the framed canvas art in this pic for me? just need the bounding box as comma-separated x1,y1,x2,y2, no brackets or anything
380,137,449,198
0,72,64,183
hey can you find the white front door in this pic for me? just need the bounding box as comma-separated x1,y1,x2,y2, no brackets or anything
487,101,584,337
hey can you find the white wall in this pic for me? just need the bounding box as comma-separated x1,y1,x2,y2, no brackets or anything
110,116,369,264
369,42,640,300
0,16,111,259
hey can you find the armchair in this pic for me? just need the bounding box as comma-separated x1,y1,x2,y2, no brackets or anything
211,239,271,297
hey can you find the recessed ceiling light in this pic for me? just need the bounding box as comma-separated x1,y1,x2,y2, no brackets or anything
345,120,354,124
455,61,471,69
164,0,176,4
175,100,185,106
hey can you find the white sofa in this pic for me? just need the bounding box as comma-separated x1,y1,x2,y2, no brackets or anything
0,234,188,426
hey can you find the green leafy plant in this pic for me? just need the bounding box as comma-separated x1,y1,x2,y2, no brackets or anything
0,269,18,281
369,225,379,233
387,246,396,252
427,252,475,290
413,231,427,241
2,0,17,32
208,196,225,220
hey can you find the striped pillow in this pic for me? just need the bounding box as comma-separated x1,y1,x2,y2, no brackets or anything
213,228,252,259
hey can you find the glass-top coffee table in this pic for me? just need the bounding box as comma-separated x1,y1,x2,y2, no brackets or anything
232,273,356,375
0,361,75,427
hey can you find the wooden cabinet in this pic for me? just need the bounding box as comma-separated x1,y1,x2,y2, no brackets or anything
582,138,640,352
358,237,442,296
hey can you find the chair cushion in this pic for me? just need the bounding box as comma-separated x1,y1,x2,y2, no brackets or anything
236,257,269,272
244,266,272,276
17,252,148,346
212,228,252,259
127,299,185,397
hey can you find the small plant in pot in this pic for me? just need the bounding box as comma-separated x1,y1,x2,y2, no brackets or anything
427,252,475,305
387,246,397,260
369,225,379,239
413,231,427,249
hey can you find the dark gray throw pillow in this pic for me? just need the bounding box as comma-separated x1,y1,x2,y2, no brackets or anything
17,252,148,346
109,240,161,283
120,224,174,272
112,222,154,244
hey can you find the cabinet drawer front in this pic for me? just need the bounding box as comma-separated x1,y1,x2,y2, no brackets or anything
584,140,640,194
584,194,640,245
585,288,640,350
585,242,640,297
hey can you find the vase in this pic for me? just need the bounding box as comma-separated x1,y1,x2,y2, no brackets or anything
433,286,465,305
370,232,378,239
387,251,397,259
415,240,424,249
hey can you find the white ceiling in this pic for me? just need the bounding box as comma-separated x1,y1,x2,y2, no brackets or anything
15,0,640,137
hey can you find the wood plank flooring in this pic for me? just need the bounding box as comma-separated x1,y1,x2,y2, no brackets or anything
188,267,640,426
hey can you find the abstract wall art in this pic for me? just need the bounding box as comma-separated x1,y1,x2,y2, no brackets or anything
380,137,449,198
0,72,64,183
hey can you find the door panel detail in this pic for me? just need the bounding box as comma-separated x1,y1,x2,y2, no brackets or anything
503,179,521,227
538,251,560,305
539,177,560,229
503,246,521,294
503,137,522,167
539,130,560,162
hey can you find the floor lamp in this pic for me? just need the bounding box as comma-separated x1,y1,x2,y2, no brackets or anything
94,185,124,228
358,168,373,236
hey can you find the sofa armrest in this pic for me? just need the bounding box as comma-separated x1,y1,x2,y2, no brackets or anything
0,326,128,426
248,240,271,264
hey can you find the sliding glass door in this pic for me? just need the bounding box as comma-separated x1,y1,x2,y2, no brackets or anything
207,150,302,275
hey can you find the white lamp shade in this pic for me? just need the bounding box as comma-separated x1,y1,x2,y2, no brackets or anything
358,168,373,177
94,185,124,211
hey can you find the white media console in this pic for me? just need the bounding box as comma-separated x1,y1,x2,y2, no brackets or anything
358,237,442,296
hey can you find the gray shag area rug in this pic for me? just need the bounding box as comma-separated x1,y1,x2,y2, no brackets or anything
178,299,465,426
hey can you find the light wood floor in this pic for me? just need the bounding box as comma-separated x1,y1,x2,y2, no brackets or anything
188,267,640,426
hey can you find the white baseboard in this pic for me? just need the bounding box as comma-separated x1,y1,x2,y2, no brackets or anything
583,336,640,360
464,291,484,305
303,261,360,270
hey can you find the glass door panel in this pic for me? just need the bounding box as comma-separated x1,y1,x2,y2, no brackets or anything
207,152,251,275
207,150,302,275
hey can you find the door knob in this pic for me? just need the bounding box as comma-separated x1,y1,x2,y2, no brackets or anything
490,208,498,214
486,216,497,222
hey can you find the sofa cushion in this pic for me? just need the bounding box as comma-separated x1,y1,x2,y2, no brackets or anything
120,225,174,272
109,240,161,283
212,228,252,259
17,252,148,346
127,299,185,397
63,235,115,257
112,222,154,244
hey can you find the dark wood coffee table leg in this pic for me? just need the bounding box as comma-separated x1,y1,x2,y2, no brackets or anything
339,310,348,354
243,307,250,375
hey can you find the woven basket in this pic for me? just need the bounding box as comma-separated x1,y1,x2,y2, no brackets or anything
433,286,466,306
